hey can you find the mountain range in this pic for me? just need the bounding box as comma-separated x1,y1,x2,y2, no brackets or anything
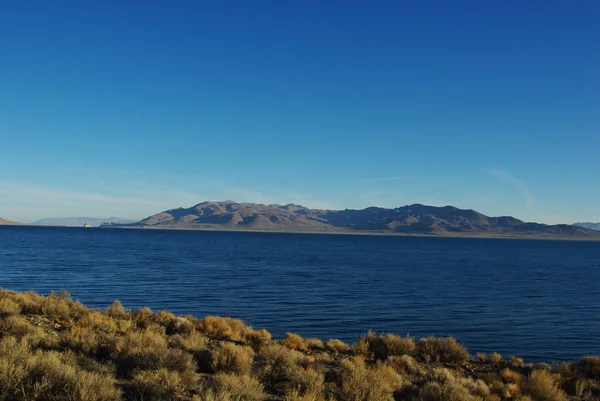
117,200,600,239
573,222,600,231
33,217,136,227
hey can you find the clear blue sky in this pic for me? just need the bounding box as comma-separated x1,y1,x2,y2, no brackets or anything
1,1,598,223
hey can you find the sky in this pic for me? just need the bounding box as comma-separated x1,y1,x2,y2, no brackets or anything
1,1,598,224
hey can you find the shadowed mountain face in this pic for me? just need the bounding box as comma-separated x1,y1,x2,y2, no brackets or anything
574,222,600,231
0,217,20,225
131,201,600,238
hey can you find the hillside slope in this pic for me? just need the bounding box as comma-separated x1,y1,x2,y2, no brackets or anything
127,201,600,239
0,217,20,225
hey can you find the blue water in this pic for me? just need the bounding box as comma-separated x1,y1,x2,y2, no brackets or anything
1,226,599,362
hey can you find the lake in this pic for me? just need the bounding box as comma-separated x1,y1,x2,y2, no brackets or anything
1,225,599,362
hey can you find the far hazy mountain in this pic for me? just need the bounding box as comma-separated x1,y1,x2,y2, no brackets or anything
34,217,136,227
124,200,600,239
573,222,600,231
0,217,20,225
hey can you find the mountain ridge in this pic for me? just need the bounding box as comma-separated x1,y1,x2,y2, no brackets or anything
33,217,136,227
115,201,600,239
573,222,600,231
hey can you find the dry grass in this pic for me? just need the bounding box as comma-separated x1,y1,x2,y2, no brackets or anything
1,288,599,401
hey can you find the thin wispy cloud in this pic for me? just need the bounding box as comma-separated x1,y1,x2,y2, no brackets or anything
372,176,410,181
489,168,535,207
0,178,343,222
355,176,411,182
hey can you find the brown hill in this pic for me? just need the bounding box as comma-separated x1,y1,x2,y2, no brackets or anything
129,201,600,239
0,217,20,225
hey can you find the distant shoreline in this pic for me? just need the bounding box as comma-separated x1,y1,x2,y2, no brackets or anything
5,223,598,241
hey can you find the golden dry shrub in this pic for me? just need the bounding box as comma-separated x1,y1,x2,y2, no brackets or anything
489,352,503,363
79,311,117,333
105,300,129,320
211,342,255,375
0,298,21,315
283,388,330,401
282,332,309,352
325,339,349,353
170,331,209,352
458,377,491,399
476,353,488,362
305,338,325,351
198,316,248,341
416,337,470,364
0,337,29,401
335,357,404,401
523,370,567,401
155,310,193,335
290,366,326,398
119,346,197,382
351,336,370,357
39,293,71,320
1,315,38,338
387,355,424,376
418,380,483,401
502,368,524,384
6,347,122,401
61,325,100,355
352,330,377,357
380,334,416,356
125,327,169,350
8,291,44,314
577,356,600,379
245,328,272,351
133,306,154,329
208,372,266,401
116,329,197,385
534,362,551,371
132,368,189,400
506,356,525,369
258,344,318,393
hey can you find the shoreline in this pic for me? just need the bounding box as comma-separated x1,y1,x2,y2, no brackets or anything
4,222,600,241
